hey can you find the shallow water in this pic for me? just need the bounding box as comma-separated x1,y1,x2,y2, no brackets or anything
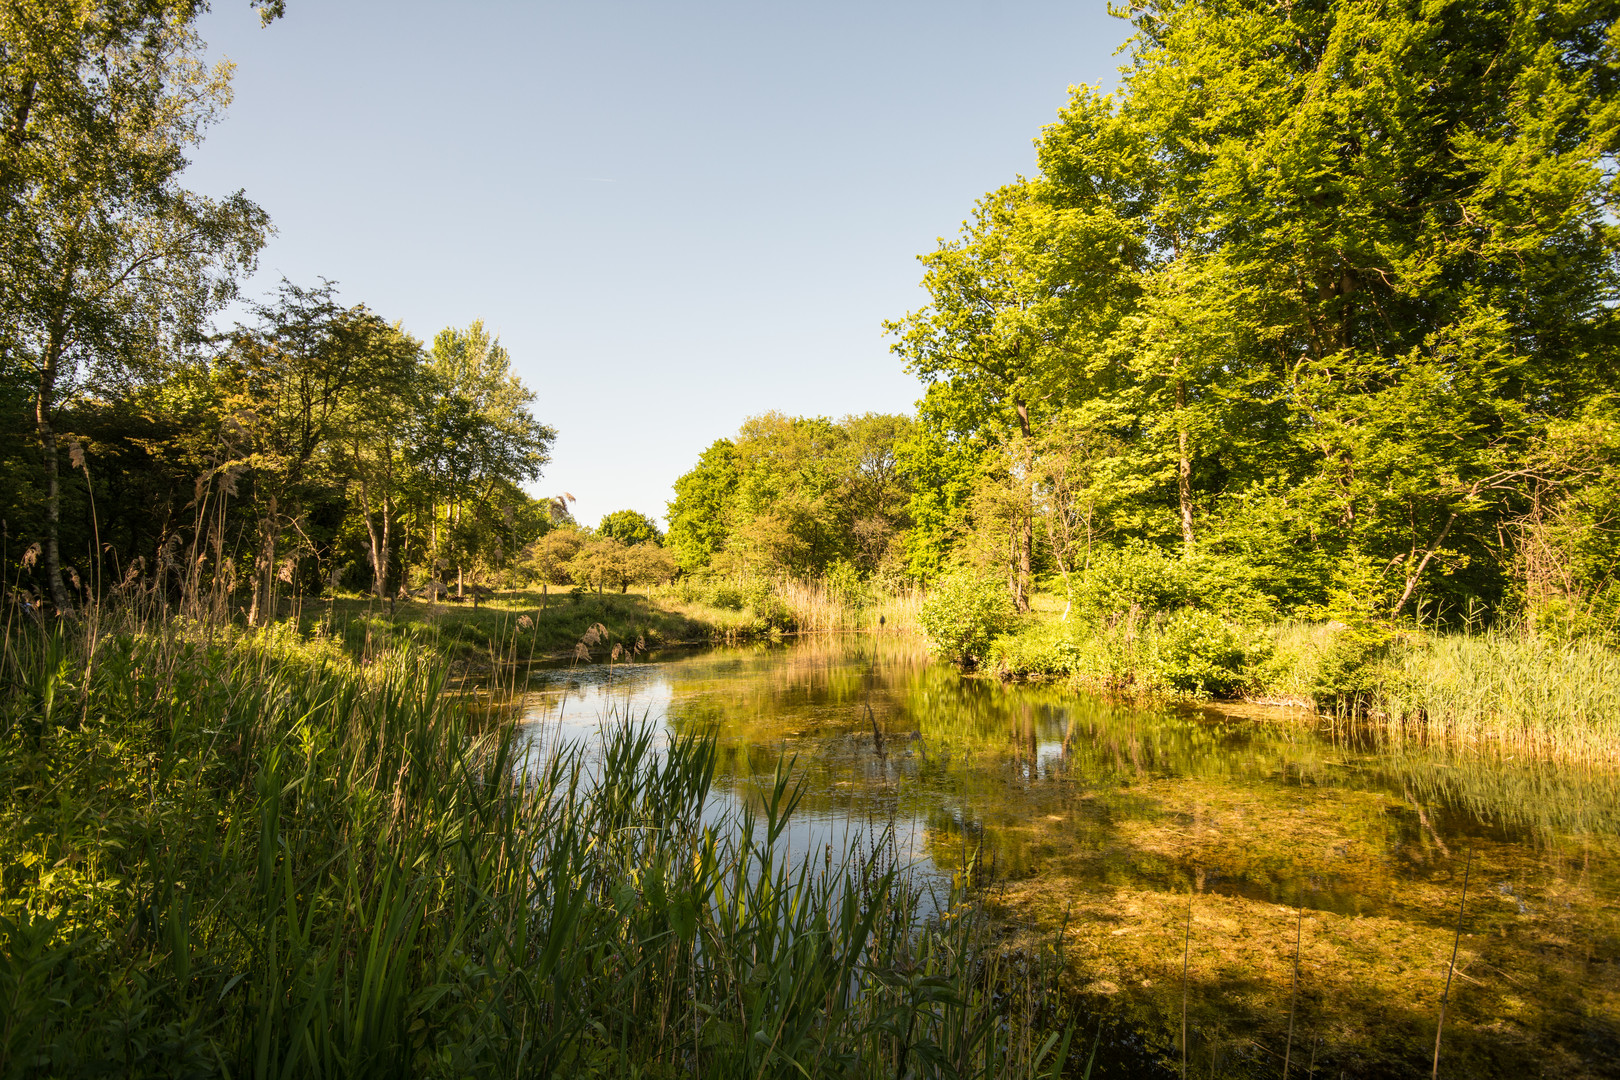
516,635,1620,1079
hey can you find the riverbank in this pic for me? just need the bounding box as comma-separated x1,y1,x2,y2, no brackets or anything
0,623,1070,1077
980,598,1620,765
296,588,741,665
287,578,922,668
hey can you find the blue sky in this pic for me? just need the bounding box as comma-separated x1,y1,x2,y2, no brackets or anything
186,0,1131,528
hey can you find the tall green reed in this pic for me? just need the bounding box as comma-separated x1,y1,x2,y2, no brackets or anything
0,620,1075,1078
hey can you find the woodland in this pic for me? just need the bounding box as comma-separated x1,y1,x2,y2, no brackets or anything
4,0,1618,655
672,0,1620,648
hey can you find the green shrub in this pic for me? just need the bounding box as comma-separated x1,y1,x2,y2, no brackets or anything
1309,621,1398,713
821,558,872,611
987,620,1080,677
1149,609,1255,696
1073,545,1278,625
1072,545,1192,623
1183,553,1280,623
919,570,1015,669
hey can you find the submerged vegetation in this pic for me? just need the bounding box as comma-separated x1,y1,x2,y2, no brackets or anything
0,624,1083,1078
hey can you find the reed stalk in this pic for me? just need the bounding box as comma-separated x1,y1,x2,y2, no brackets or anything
1432,849,1474,1079
0,609,1070,1078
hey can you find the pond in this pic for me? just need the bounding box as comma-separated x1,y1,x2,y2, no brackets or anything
517,635,1620,1079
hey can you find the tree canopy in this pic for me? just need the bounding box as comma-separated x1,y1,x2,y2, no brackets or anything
666,412,915,580
884,0,1620,628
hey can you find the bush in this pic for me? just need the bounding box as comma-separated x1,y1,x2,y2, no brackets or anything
986,621,1080,677
1309,621,1398,714
919,571,1014,669
1072,545,1278,625
1149,609,1257,697
1072,545,1191,624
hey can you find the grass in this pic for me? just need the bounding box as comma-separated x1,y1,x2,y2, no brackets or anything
0,614,1081,1079
1373,629,1620,762
282,576,924,669
299,587,729,665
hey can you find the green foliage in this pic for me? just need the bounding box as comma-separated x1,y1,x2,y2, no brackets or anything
985,619,1080,678
1149,609,1256,697
887,0,1620,630
918,570,1014,669
666,439,739,573
1070,546,1191,623
1,0,270,611
597,508,662,546
666,414,915,580
1309,622,1401,716
0,626,1071,1076
566,535,676,594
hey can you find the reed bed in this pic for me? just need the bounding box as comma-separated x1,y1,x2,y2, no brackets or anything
773,577,925,634
1374,630,1620,763
0,620,1077,1079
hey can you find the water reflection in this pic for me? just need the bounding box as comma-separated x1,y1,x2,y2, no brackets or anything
517,636,1620,1079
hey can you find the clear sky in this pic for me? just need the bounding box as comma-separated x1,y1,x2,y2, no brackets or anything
184,1,1132,529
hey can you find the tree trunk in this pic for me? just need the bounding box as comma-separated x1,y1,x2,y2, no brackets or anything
1013,398,1033,613
249,494,278,626
1176,377,1195,556
34,318,71,614
379,497,391,599
38,416,71,613
357,474,392,600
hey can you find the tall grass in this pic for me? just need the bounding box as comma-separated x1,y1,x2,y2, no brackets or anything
662,574,924,636
0,618,1075,1078
984,606,1620,763
773,577,924,633
1374,630,1620,762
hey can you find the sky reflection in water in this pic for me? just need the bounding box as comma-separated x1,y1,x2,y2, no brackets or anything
515,635,1619,1079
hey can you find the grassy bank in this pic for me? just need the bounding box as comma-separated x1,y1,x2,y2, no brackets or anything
0,620,1078,1078
977,599,1620,764
287,577,923,667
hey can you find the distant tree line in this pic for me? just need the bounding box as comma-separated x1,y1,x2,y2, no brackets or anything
665,412,916,582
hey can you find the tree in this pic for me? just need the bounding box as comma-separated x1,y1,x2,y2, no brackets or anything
841,412,915,574
666,439,738,573
895,0,1620,623
1,1,269,610
220,283,400,623
599,509,662,546
331,319,425,600
413,320,555,596
623,541,676,594
667,414,916,580
886,179,1138,608
567,535,632,594
523,525,583,605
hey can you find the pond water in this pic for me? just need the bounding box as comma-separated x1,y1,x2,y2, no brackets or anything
516,635,1620,1079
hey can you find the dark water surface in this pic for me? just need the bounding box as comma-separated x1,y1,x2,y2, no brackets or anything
516,635,1620,1079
